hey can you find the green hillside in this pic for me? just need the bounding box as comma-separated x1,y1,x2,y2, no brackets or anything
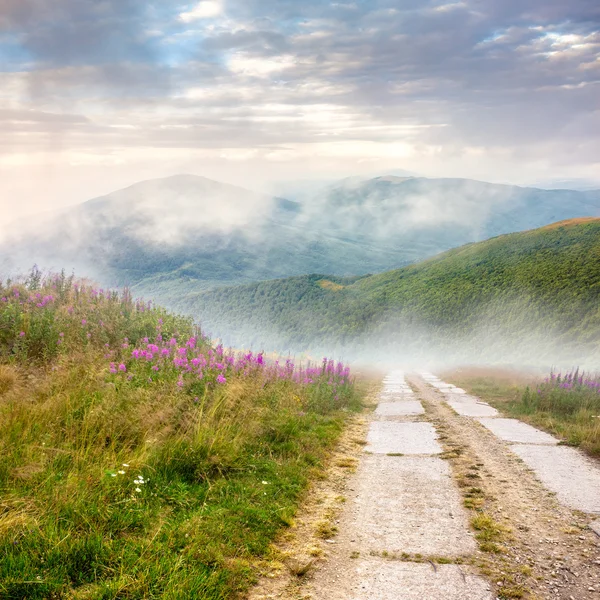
181,219,600,364
0,273,361,598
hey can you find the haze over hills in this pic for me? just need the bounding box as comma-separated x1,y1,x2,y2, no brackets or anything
179,219,600,367
2,174,600,310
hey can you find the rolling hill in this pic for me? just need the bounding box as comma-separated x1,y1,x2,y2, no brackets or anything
2,175,600,306
180,219,600,366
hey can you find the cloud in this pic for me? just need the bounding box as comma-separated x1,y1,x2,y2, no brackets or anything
179,1,223,22
0,0,599,217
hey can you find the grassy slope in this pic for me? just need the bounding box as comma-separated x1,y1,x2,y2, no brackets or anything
181,219,600,356
0,273,363,599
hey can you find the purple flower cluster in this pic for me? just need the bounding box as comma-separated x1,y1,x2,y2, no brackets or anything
107,335,352,392
544,369,600,394
0,274,196,362
529,367,600,417
1,288,55,308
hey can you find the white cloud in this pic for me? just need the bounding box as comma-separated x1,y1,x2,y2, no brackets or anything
179,1,222,22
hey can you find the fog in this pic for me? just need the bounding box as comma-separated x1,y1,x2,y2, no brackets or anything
196,293,599,373
3,172,598,284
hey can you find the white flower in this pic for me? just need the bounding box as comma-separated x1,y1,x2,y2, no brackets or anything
122,463,129,467
111,473,117,477
118,470,125,475
135,487,142,492
261,481,269,485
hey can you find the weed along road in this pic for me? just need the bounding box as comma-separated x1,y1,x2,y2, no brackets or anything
299,372,600,600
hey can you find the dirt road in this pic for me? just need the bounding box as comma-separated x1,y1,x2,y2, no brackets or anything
251,372,600,600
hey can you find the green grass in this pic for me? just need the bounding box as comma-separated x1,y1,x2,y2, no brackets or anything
0,272,363,599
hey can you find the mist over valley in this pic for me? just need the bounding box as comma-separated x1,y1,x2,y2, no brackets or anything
2,174,600,368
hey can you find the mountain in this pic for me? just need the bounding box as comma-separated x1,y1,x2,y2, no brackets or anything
2,174,600,306
306,176,600,261
180,219,600,366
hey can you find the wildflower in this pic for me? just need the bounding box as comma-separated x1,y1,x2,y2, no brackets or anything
261,481,269,485
118,363,127,372
81,319,87,326
123,464,129,467
19,331,25,337
217,374,227,384
118,470,125,475
135,487,141,493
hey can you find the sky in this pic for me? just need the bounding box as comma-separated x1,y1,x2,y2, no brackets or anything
1,0,599,221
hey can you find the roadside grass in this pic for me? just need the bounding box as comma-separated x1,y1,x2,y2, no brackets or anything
443,367,600,459
0,271,363,599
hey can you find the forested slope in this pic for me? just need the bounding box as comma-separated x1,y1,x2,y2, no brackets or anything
182,219,600,364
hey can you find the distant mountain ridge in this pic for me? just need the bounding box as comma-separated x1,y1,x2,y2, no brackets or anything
1,174,600,306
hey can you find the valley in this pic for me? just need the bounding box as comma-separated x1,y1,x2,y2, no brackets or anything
179,218,600,366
